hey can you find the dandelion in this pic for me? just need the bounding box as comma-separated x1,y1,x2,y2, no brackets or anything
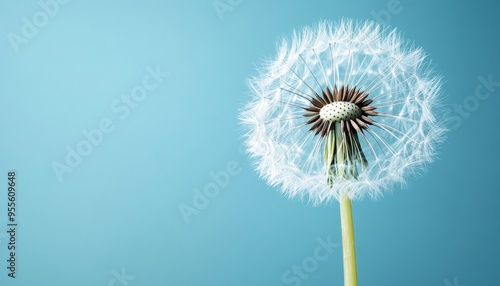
240,19,445,285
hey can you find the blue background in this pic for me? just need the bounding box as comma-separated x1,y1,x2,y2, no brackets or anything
0,0,499,285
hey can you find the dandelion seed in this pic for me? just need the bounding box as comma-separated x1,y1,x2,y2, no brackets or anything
240,19,446,286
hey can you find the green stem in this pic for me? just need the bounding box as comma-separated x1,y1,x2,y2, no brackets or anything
325,123,359,285
339,192,358,286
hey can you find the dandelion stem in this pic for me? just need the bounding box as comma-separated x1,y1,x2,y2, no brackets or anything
326,123,358,285
339,192,358,286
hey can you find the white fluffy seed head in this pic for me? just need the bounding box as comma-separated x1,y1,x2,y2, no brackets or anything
240,19,447,205
319,102,362,122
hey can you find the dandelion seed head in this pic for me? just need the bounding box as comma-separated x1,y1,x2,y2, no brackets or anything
240,19,446,205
